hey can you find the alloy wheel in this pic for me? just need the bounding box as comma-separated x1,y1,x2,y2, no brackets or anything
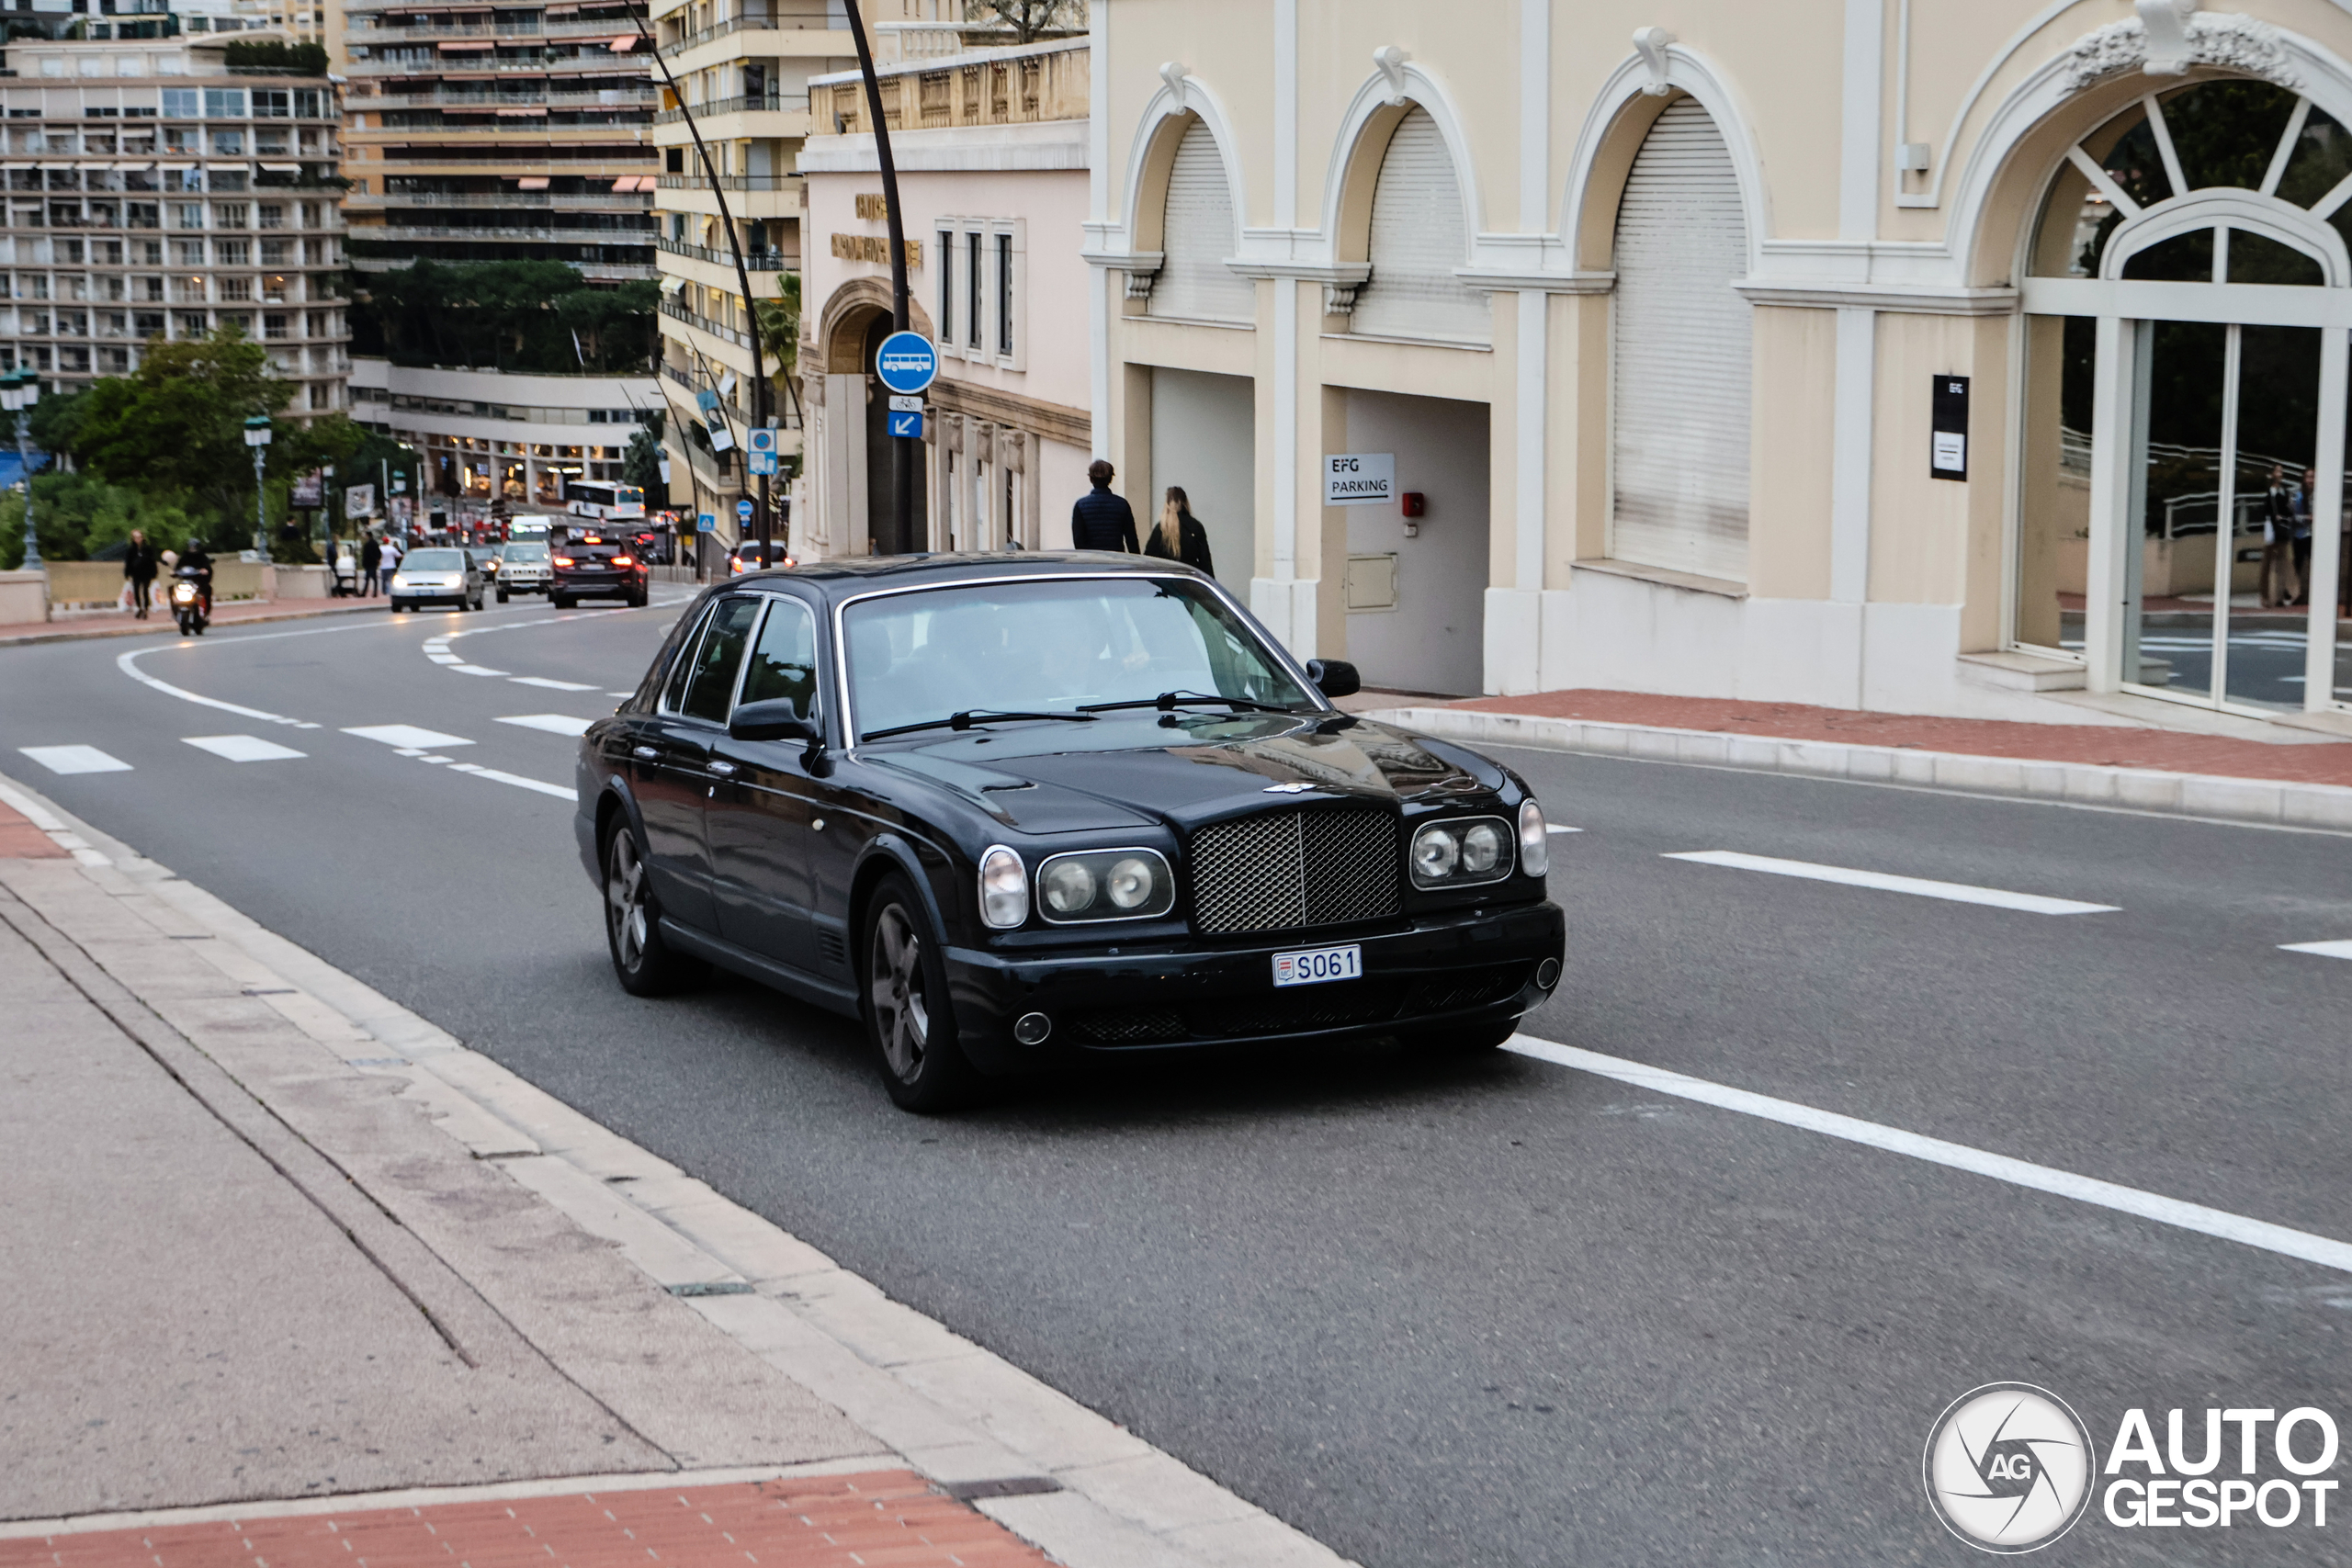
605,830,650,972
869,904,930,1079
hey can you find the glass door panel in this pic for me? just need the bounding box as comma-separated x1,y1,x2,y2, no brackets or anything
2223,324,2322,710
2016,315,2095,654
2124,320,2225,700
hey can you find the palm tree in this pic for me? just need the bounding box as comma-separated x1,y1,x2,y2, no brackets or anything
752,271,803,428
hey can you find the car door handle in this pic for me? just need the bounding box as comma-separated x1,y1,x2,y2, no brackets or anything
707,759,738,777
632,745,660,761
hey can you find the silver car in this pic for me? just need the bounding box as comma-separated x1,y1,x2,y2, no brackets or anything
494,539,553,601
389,547,487,613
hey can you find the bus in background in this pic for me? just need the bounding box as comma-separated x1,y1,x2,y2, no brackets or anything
506,515,557,543
565,479,645,525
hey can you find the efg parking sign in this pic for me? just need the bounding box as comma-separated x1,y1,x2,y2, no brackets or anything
1324,454,1396,506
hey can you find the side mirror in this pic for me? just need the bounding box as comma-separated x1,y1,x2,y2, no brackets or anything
729,697,819,744
1305,659,1361,700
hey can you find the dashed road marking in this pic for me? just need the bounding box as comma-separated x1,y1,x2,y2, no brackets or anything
445,761,574,799
343,724,473,750
1662,850,2118,915
510,676,600,692
1545,825,1582,835
18,745,132,775
1506,1034,2352,1276
450,664,509,677
182,735,307,763
496,714,594,738
2281,939,2352,961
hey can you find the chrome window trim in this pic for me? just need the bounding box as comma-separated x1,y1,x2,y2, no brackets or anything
1408,814,1517,889
829,570,1332,752
1033,845,1178,925
725,591,821,726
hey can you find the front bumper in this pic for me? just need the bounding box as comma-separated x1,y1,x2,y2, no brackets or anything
941,900,1565,1073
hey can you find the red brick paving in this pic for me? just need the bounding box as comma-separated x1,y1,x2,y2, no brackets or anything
0,1472,1055,1568
0,596,387,646
1442,689,2352,789
0,799,64,858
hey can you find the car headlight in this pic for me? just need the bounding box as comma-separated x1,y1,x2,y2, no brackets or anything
1035,848,1174,922
1409,817,1515,889
978,845,1028,929
1519,797,1549,878
390,573,409,588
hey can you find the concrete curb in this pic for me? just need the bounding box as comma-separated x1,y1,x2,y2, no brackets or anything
0,597,387,647
1372,705,2352,833
0,770,1356,1568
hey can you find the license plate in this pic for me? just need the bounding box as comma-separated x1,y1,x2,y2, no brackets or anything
1272,943,1362,987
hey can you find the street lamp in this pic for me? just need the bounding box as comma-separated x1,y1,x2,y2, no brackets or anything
243,415,273,561
1,368,40,570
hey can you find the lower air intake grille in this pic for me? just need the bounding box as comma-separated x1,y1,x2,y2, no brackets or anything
1188,807,1400,936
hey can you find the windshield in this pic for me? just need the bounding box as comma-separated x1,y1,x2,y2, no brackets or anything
401,549,463,571
843,576,1316,739
503,542,548,561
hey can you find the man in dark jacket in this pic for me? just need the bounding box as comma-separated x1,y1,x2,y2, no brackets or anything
359,533,382,597
122,529,159,619
1069,460,1139,553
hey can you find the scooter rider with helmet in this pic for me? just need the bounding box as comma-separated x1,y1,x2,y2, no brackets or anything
176,536,214,618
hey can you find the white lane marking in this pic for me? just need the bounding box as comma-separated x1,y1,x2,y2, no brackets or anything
444,761,573,799
343,724,473,750
2281,939,2352,961
451,664,509,677
496,713,594,737
607,691,634,698
510,676,600,692
1662,850,2119,915
116,647,317,728
18,745,132,775
182,735,306,763
1506,1035,2352,1276
427,652,464,665
1545,824,1582,835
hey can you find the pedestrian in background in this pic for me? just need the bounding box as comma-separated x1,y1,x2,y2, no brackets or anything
359,532,381,597
1070,460,1139,553
2293,467,2317,607
2261,464,2298,608
1145,486,1216,577
379,533,403,598
122,528,158,620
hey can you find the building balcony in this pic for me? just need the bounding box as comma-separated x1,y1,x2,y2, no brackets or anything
344,53,638,76
812,35,1089,133
659,298,749,349
356,85,659,111
654,173,798,193
651,91,808,125
345,189,651,211
655,235,794,270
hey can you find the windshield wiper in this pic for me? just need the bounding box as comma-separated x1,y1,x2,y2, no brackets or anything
860,709,1101,742
1079,691,1307,716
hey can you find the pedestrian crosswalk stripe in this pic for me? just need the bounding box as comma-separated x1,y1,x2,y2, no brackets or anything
343,724,473,750
2281,939,2352,961
510,676,600,692
496,714,594,737
183,735,306,762
17,745,131,775
1662,850,2118,915
451,665,509,677
445,761,574,799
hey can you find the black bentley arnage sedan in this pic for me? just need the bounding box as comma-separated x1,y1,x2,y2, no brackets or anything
575,555,1565,1111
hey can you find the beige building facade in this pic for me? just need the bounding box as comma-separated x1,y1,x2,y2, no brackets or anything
1087,0,2352,725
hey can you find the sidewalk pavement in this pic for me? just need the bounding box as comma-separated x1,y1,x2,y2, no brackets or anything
0,780,1349,1568
1357,688,2352,831
0,595,389,648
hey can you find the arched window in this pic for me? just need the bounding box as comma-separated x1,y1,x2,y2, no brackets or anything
2015,79,2352,716
1350,106,1487,343
1150,118,1252,323
1610,97,1752,584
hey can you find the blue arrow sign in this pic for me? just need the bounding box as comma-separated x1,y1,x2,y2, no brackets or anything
875,331,939,396
888,409,924,440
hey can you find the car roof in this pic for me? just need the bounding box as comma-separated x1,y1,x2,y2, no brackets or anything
729,551,1199,603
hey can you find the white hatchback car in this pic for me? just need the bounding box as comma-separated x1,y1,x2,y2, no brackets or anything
389,547,487,614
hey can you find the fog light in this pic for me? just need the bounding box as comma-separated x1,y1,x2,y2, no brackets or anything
1535,957,1561,990
1013,1012,1053,1045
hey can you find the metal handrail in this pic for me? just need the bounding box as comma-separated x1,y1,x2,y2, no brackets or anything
653,172,797,191
652,91,807,123
657,236,791,269
657,9,837,58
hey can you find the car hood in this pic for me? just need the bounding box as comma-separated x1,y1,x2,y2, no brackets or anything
868,714,1497,833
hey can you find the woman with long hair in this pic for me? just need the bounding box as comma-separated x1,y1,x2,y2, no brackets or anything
1144,485,1216,576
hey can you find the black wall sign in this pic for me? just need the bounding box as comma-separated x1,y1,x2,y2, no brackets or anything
1931,374,1970,481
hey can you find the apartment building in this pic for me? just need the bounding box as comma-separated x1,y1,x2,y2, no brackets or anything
349,358,657,510
0,23,348,412
336,0,657,281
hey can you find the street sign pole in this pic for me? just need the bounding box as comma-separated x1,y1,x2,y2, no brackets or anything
842,0,917,555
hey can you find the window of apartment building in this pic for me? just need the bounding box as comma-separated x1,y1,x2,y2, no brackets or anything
58,346,88,373
171,202,201,229
101,346,129,373
161,88,198,118
293,90,322,118
304,310,325,337
201,89,244,118
209,130,243,155
263,311,288,339
215,239,250,265
19,309,49,333
127,202,158,229
22,275,46,300
209,171,246,193
162,130,195,156
136,240,162,265
937,225,953,345
252,89,289,118
309,383,330,410
254,130,288,155
966,229,980,350
996,229,1012,361
174,310,204,335
217,312,250,333
213,202,246,229
133,310,163,336
218,277,253,301
261,274,288,302
54,239,83,264
61,274,86,300
98,310,125,336
259,239,289,265
255,204,285,229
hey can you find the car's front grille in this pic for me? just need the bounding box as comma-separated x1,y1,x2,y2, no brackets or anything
1188,807,1400,936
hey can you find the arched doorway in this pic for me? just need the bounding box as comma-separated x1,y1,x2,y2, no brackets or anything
2016,78,2350,715
818,285,931,558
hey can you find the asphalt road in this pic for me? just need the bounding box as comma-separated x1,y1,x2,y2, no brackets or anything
6,596,2352,1566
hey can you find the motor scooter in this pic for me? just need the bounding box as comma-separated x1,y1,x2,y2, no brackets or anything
169,565,209,636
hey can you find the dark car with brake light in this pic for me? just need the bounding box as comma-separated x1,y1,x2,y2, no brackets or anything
551,533,649,609
573,555,1565,1111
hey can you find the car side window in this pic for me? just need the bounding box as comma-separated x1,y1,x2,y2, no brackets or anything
660,604,714,714
735,596,820,719
680,595,764,723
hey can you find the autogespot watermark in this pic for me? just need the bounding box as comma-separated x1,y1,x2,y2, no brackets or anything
1926,1385,2341,1553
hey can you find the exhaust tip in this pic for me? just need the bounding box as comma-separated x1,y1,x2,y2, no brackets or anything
1013,1012,1053,1046
1535,958,1561,990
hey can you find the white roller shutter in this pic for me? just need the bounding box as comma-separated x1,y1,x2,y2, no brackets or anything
1151,118,1252,323
1611,97,1752,583
1351,107,1488,343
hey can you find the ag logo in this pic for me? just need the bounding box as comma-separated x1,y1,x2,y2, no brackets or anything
1924,1383,2096,1553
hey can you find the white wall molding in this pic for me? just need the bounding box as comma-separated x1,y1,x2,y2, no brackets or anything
1829,306,1875,613
1736,280,2020,314
1839,0,1884,241
1521,0,1551,232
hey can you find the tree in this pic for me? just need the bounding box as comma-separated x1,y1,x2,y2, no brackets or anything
964,0,1081,41
751,270,803,427
220,39,330,74
360,260,658,373
623,411,667,505
72,326,290,544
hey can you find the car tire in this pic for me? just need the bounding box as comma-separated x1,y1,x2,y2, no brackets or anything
602,821,698,997
551,593,572,609
1400,1017,1519,1056
862,874,978,1113
628,589,648,608
496,589,509,604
